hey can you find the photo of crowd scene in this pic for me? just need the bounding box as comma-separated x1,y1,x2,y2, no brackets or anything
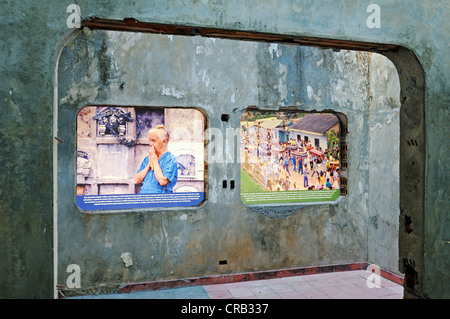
240,111,340,199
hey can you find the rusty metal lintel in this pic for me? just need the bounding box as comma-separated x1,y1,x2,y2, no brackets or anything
83,18,399,53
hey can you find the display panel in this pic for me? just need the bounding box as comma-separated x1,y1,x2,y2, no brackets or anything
240,111,341,204
76,106,206,211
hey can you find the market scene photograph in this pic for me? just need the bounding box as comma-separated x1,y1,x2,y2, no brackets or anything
240,111,341,204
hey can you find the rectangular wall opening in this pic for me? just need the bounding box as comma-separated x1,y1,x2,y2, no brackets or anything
56,24,408,297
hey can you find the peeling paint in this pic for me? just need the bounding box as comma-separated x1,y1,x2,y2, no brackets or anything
316,56,324,67
201,70,210,87
120,252,133,267
196,45,213,56
269,43,282,58
292,3,302,13
161,85,185,99
277,62,288,105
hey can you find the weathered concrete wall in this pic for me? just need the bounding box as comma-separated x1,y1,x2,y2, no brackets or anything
55,29,401,295
298,48,402,273
367,54,401,272
1,1,448,299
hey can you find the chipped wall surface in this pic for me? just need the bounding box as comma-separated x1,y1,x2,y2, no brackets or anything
0,1,448,299
367,54,401,272
56,30,401,295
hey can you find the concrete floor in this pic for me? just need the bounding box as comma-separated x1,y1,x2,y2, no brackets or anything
68,270,403,299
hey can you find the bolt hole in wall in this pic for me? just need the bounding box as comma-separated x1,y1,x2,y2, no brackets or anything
221,114,230,122
222,180,235,189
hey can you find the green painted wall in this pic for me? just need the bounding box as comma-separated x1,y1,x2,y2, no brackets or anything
0,1,448,298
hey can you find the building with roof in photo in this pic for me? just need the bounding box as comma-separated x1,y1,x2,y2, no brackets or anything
289,113,339,151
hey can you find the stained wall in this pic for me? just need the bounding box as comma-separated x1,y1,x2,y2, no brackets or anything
56,29,400,296
0,1,447,299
